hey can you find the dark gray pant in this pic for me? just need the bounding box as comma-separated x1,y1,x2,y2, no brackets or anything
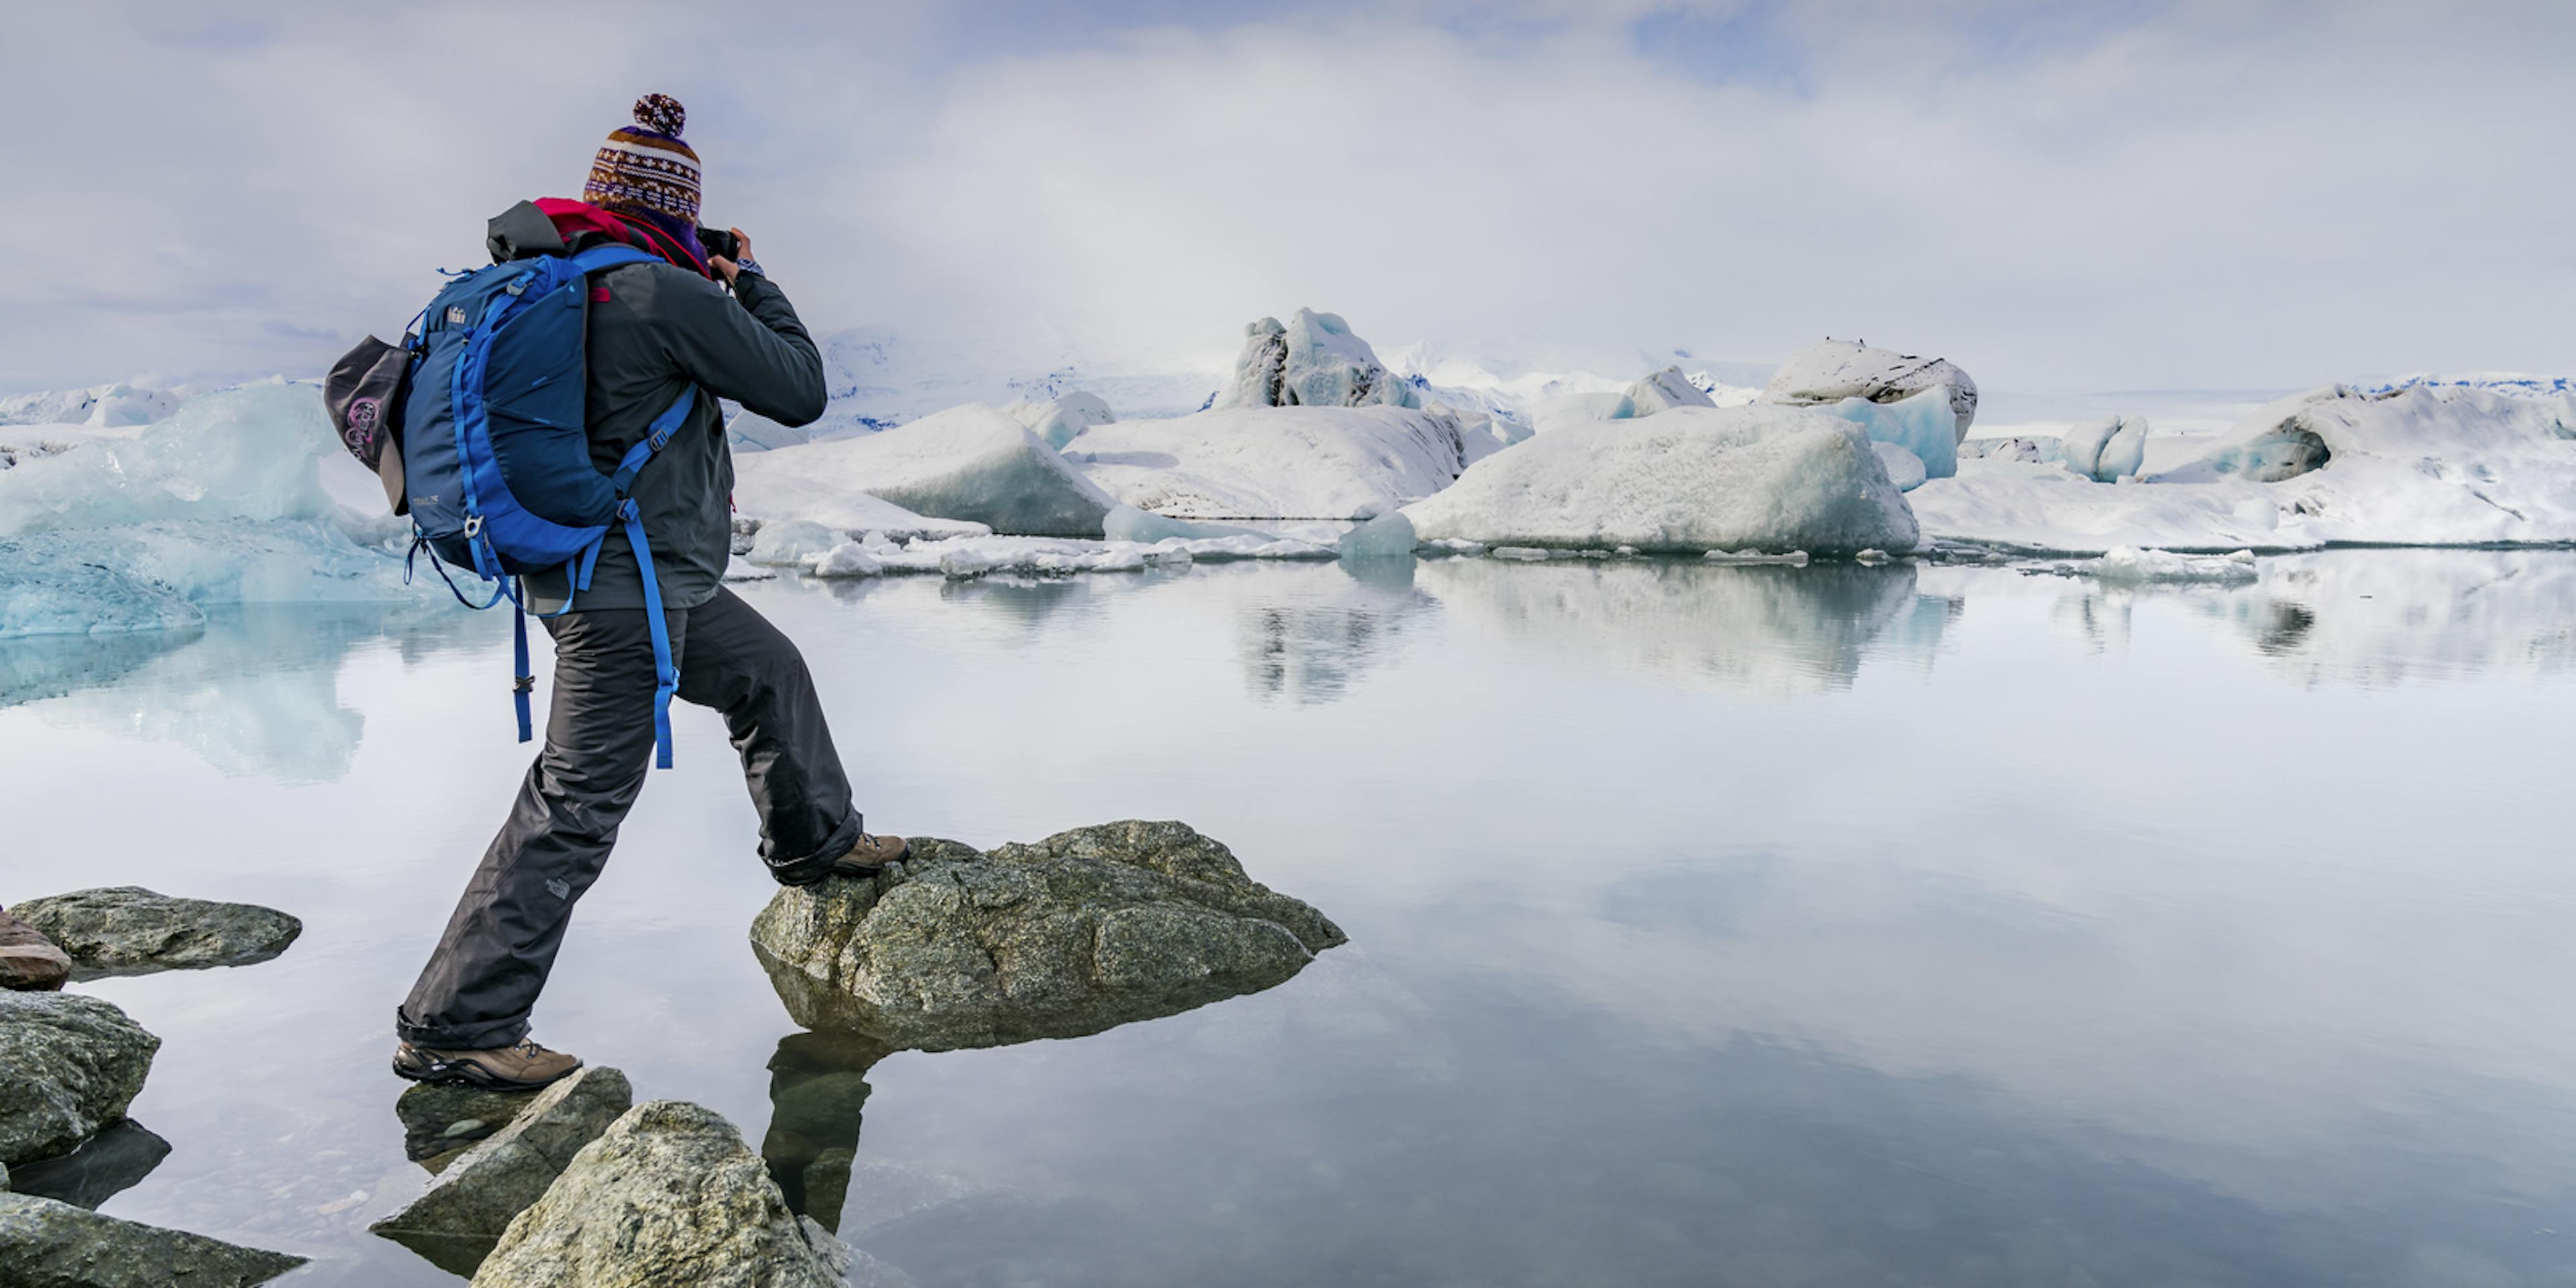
396,588,863,1049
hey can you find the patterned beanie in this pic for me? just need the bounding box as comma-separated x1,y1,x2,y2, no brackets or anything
584,93,701,224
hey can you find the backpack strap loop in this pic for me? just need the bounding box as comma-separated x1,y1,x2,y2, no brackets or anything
512,598,535,744
620,497,679,770
611,386,698,497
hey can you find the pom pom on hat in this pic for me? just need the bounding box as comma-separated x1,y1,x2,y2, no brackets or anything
633,93,686,138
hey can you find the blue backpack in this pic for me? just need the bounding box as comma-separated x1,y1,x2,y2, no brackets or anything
396,244,691,768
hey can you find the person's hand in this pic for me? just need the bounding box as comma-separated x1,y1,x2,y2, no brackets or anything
708,227,752,286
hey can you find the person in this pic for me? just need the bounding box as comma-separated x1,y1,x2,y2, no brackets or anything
392,94,906,1091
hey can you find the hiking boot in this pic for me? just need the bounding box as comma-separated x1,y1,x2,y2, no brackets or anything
392,1038,582,1090
0,906,72,992
829,831,910,877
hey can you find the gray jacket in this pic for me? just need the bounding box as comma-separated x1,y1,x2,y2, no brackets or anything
485,203,827,614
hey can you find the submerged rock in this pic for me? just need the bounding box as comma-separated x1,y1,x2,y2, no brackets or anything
394,1081,545,1165
3,1118,169,1210
751,820,1345,1051
12,887,300,979
0,1191,305,1286
472,1099,853,1288
0,905,72,991
370,1065,632,1277
0,990,158,1168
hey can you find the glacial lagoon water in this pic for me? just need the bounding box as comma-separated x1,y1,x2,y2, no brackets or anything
5,550,2575,1286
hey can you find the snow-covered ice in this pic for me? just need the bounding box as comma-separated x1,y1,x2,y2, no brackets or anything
0,382,184,429
1765,339,1980,439
2061,414,2149,482
1215,309,1418,411
1914,378,2576,553
1871,441,1929,492
1403,404,1920,556
1068,405,1467,521
733,404,1114,537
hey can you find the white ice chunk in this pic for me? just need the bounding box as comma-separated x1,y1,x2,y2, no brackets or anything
1337,510,1419,559
745,519,844,567
1069,405,1466,521
808,542,885,578
1871,441,1929,492
1403,405,1919,555
0,543,206,639
2080,547,2259,583
733,405,1110,537
1960,436,2064,464
1765,339,1980,439
1004,390,1117,449
1615,366,1717,419
722,557,780,582
1214,309,1419,411
1822,386,1960,479
0,381,345,536
0,381,184,429
2061,414,2149,482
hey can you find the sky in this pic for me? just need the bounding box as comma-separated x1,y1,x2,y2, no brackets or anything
1,0,2569,396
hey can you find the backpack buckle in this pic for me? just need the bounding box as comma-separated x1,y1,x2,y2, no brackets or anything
462,515,483,537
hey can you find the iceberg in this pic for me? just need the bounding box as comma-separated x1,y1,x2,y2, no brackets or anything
0,382,415,638
1402,405,1920,555
1960,436,2064,464
1068,405,1468,521
2061,415,2149,482
1101,504,1261,544
732,405,1112,537
1214,309,1418,411
1764,339,1980,439
1337,510,1419,560
1819,386,1960,480
0,382,183,429
1004,391,1116,449
2078,547,2259,584
1911,378,2576,553
1871,441,1929,492
1615,366,1717,419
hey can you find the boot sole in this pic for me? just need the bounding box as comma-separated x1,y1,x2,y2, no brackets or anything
391,1051,578,1091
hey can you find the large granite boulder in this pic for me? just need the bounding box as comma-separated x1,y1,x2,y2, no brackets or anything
0,1191,305,1286
0,990,158,1167
12,888,300,979
751,820,1344,1051
471,1099,852,1288
370,1065,631,1276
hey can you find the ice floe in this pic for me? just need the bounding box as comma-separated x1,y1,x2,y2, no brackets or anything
2061,414,2149,482
1004,391,1116,449
2075,547,2259,583
0,382,184,429
1067,405,1466,521
733,404,1114,537
1403,404,1919,556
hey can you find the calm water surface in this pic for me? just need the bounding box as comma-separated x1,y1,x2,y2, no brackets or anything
4,551,2573,1287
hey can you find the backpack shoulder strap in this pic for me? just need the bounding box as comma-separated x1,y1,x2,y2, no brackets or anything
568,244,657,276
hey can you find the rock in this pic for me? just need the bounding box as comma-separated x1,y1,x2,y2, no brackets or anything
11,888,300,979
471,1099,851,1288
0,1191,305,1286
1764,338,1980,440
369,1065,632,1277
750,821,1345,1051
0,906,72,992
394,1081,545,1164
0,990,158,1168
3,1119,170,1210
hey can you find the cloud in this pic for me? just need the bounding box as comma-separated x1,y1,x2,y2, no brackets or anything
1,1,2569,394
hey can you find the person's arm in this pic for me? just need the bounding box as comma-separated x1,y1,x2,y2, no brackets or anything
653,230,828,427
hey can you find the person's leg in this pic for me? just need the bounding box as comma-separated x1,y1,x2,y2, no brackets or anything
674,587,867,885
394,605,687,1054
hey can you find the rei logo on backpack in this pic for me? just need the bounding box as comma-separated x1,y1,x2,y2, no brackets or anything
325,244,690,769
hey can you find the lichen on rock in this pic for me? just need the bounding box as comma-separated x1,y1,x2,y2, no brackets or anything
12,887,300,979
0,989,158,1168
751,820,1344,1051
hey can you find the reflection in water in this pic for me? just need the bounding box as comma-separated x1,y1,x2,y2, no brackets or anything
760,1030,890,1234
1236,561,1433,704
1,602,487,782
1419,557,1957,693
7,1119,171,1210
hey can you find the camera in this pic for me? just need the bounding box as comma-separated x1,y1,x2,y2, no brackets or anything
695,226,740,261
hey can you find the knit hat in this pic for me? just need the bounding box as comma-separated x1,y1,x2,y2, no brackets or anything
584,93,701,225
